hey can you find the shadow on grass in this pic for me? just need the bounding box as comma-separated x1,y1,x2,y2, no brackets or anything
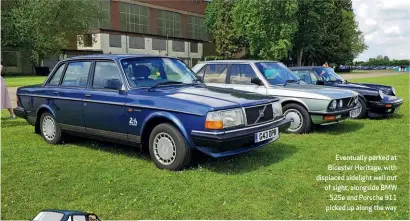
311,120,364,135
194,143,297,174
62,135,151,162
369,113,405,121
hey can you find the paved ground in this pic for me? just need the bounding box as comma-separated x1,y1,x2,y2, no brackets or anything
5,71,409,109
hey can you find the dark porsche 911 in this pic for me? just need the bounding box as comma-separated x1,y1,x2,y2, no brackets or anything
289,66,403,119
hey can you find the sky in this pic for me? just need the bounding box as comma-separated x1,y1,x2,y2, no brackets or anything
352,0,410,61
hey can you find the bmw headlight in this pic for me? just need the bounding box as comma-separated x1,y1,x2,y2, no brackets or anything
339,100,343,108
329,100,337,109
379,90,385,100
205,108,244,130
391,87,396,96
272,102,282,118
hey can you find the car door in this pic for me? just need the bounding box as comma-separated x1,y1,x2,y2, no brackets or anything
53,61,92,132
83,60,128,140
200,63,228,88
225,63,268,95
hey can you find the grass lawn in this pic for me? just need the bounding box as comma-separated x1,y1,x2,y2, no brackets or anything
3,76,47,87
1,75,409,220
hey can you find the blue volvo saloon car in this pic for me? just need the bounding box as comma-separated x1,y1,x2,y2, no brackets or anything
14,55,290,170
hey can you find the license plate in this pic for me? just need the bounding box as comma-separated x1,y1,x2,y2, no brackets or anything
349,108,360,117
255,128,279,143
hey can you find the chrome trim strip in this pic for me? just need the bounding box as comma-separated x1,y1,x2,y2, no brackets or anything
309,106,358,115
128,134,141,143
321,120,344,126
192,117,286,135
16,94,203,116
86,128,128,140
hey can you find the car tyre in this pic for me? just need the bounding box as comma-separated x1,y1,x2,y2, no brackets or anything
283,103,312,134
350,97,367,119
39,112,62,144
149,123,192,171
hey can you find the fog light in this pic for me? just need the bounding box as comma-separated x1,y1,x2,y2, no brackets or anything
323,115,336,121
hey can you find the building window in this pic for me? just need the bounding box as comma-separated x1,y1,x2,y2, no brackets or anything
129,36,145,49
190,42,198,53
188,16,208,41
82,34,93,47
95,0,111,29
119,2,149,33
109,34,122,48
172,41,185,52
2,51,18,67
152,38,166,51
157,10,181,38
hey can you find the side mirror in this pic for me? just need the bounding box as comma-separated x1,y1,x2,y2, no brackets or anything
104,79,123,90
251,77,263,86
196,76,203,83
316,80,325,85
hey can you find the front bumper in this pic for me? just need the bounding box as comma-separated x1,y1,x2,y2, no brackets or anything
367,97,403,117
191,117,291,158
309,106,358,125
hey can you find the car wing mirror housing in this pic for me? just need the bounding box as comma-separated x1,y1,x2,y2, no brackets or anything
251,77,263,86
104,79,123,90
197,76,204,83
316,80,325,85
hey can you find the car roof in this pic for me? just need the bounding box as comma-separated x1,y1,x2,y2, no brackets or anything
199,60,279,64
66,54,171,61
40,209,88,215
289,66,325,70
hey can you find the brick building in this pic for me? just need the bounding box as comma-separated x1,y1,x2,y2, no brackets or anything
3,0,216,75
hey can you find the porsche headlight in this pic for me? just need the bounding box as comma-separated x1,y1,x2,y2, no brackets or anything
379,90,385,100
272,102,282,118
329,100,337,109
205,108,244,130
339,99,343,108
391,87,396,96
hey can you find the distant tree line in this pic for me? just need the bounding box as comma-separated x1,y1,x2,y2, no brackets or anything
205,0,367,66
354,56,409,66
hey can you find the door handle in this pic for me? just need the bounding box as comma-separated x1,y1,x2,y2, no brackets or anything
84,94,92,97
53,92,59,95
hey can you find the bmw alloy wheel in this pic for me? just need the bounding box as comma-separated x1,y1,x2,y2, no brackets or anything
350,102,362,118
284,109,303,132
42,116,56,141
153,132,177,165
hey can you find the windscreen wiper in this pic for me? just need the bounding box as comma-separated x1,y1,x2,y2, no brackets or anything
283,79,300,86
148,81,185,91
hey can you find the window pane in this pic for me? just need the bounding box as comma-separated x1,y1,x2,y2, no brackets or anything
129,36,145,49
152,38,166,50
229,64,256,85
72,215,87,221
109,34,122,47
204,64,227,83
310,71,318,84
172,40,185,52
93,62,122,89
48,64,66,85
33,212,64,221
61,62,91,87
190,42,198,53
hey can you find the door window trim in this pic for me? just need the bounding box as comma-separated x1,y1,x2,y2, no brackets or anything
45,62,68,86
59,60,93,89
87,60,125,92
202,63,230,84
226,63,257,85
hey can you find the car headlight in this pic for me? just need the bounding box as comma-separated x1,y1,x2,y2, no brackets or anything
272,102,282,117
339,99,343,108
391,87,396,96
205,108,244,130
329,100,337,109
379,90,384,100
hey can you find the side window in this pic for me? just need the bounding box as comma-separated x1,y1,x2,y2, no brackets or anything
195,66,206,79
48,64,66,85
61,61,91,87
92,61,122,89
293,70,311,84
310,71,318,84
229,64,256,85
203,64,227,83
72,215,87,221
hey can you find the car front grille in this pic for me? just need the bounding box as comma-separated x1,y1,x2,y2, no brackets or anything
244,104,274,125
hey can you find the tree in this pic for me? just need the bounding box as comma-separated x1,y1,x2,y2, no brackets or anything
205,0,246,58
1,0,103,66
232,0,298,60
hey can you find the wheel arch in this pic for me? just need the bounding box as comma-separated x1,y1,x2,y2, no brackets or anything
140,112,193,151
280,98,309,111
35,105,56,133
